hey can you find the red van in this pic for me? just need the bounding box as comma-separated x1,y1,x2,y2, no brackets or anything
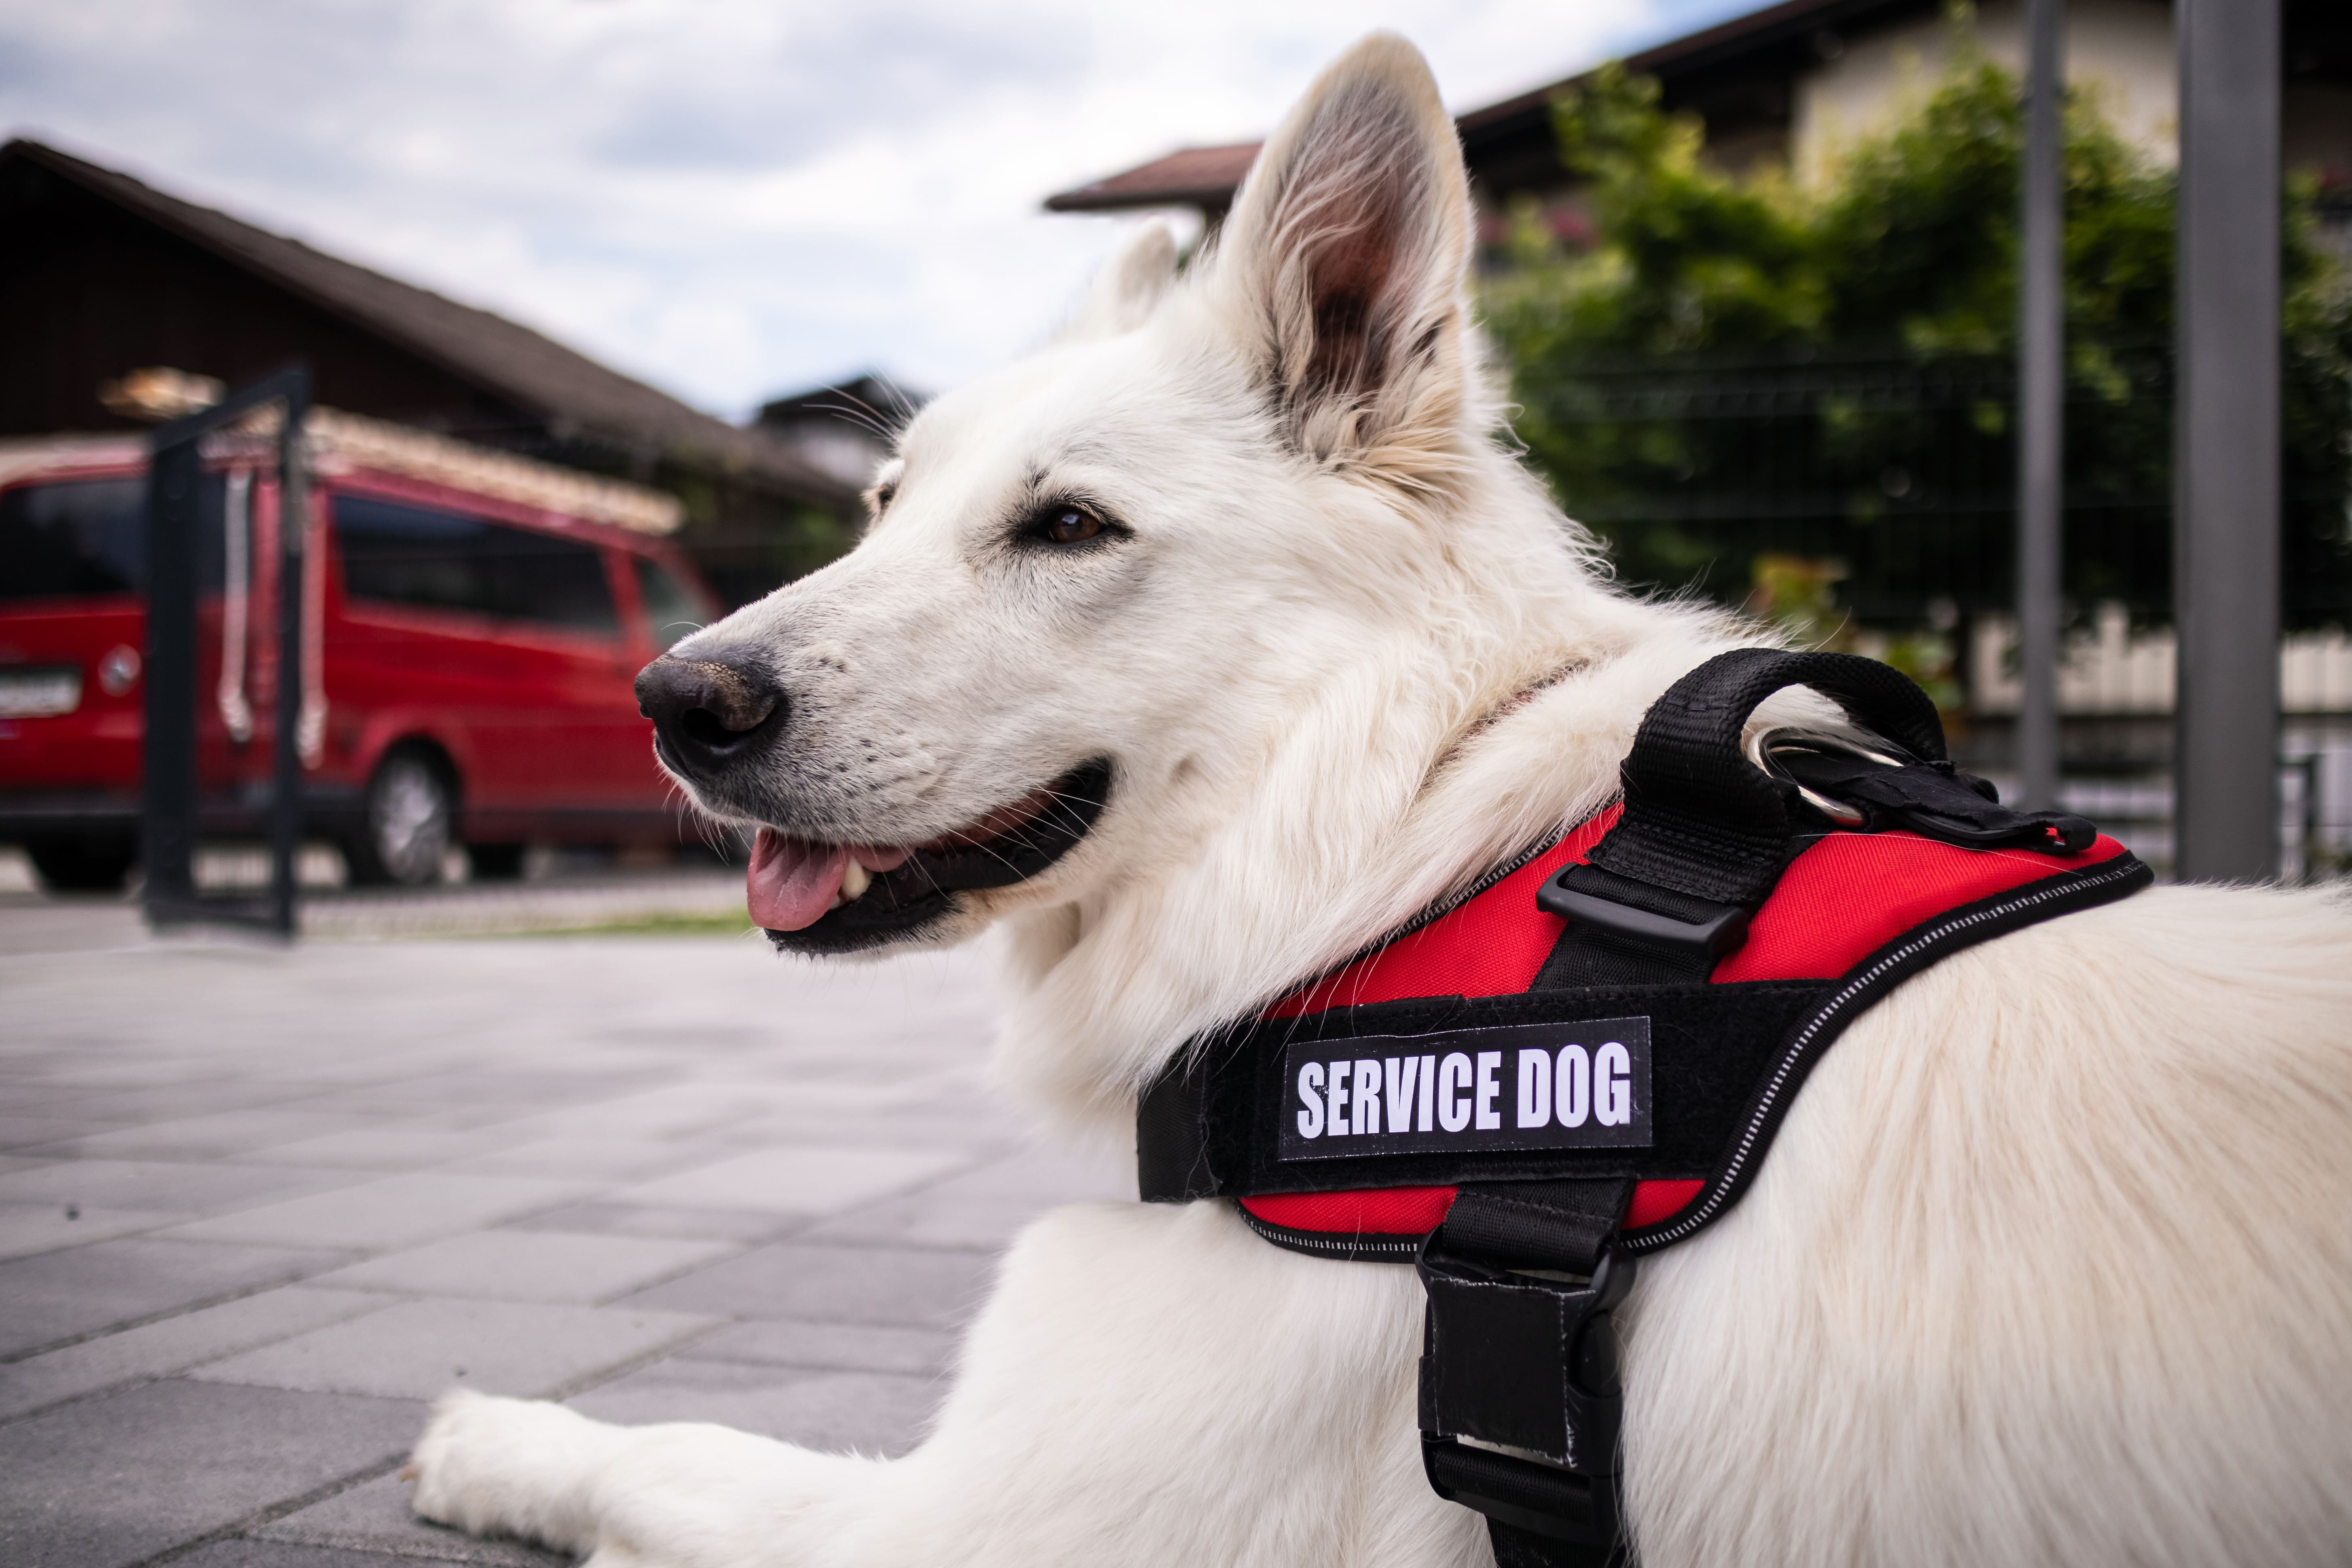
0,420,718,891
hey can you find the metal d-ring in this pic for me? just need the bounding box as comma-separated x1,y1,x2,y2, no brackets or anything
1742,725,1910,827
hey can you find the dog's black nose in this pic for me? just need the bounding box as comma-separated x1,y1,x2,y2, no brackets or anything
635,655,786,778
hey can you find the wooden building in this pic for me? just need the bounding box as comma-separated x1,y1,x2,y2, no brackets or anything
0,137,857,608
1046,0,2352,252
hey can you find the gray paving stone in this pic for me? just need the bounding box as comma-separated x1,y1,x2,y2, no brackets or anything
40,1081,306,1123
175,1539,469,1568
680,1319,955,1376
302,1067,656,1113
12,1059,238,1092
0,1377,421,1568
309,1230,737,1304
708,1110,1012,1154
40,1109,387,1160
444,1135,713,1181
158,1173,593,1252
0,1157,365,1214
617,1241,997,1329
353,1101,550,1134
191,1297,718,1400
4,917,1014,1557
0,1286,393,1422
256,1472,562,1567
800,1146,1133,1252
0,1236,349,1358
0,1084,92,1110
606,1146,972,1216
0,1113,133,1150
566,1358,942,1455
243,1127,520,1172
475,1085,782,1144
0,1200,178,1260
504,1200,806,1243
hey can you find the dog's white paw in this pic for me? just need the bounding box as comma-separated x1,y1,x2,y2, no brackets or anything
405,1387,615,1549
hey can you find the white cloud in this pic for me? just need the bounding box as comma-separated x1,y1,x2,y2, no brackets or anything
0,0,1744,417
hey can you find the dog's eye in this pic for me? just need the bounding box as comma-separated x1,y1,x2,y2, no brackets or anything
1039,506,1105,545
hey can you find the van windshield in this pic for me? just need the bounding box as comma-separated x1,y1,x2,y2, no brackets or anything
0,475,227,604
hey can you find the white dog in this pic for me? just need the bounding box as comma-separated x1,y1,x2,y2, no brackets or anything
407,34,2352,1567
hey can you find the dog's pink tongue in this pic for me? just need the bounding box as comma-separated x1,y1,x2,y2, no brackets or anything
746,833,914,930
747,830,849,930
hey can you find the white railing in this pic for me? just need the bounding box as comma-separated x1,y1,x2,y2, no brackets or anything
1971,605,2352,714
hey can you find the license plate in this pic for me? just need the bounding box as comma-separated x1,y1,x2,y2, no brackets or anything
0,668,82,718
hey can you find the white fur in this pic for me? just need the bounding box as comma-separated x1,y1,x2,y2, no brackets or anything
408,32,2352,1567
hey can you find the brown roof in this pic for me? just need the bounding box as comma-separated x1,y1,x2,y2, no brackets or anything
1042,143,1263,213
4,137,851,503
1041,0,1907,213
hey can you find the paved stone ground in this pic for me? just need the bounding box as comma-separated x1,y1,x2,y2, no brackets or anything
0,898,1127,1568
0,847,753,941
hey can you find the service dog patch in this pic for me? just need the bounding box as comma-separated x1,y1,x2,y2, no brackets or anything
1278,1018,1653,1161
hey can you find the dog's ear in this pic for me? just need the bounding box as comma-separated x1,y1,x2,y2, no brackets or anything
1210,32,1473,486
1063,221,1180,341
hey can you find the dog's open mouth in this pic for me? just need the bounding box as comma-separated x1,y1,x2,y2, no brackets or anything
748,762,1112,954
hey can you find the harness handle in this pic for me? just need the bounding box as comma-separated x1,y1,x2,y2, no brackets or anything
1535,649,2095,989
1586,649,1947,911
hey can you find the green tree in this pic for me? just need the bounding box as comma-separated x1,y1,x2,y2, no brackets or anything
1483,29,2352,636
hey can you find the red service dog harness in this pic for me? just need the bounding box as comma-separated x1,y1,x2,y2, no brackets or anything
1135,651,2150,1568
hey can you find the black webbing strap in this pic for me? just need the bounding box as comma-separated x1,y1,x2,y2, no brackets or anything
1424,654,1957,1561
1440,1179,1629,1276
1419,1177,1635,1567
1535,649,2084,988
1591,648,1946,906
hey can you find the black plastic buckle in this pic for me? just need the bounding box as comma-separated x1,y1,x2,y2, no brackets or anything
1421,1432,1622,1549
1417,1233,1636,1547
1536,864,1749,966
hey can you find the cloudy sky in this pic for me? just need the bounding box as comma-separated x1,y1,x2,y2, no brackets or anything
1,0,1752,420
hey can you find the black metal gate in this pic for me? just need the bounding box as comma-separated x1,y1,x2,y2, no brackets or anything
141,368,310,935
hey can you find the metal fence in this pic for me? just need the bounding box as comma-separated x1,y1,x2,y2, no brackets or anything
1513,344,2352,879
1522,344,2352,630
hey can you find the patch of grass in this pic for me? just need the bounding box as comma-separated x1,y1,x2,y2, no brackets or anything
530,909,757,938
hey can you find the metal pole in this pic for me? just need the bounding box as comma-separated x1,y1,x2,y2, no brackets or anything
2173,0,2281,881
2016,0,2065,812
268,379,311,936
139,438,203,918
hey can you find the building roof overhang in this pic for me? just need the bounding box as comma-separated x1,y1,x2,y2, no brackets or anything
1,137,854,507
1039,0,1955,214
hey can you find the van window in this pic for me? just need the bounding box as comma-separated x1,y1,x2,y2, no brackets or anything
0,475,226,602
632,557,706,651
333,495,617,634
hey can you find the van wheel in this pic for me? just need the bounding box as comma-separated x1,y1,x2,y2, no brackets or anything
347,752,454,887
467,842,526,881
26,833,136,893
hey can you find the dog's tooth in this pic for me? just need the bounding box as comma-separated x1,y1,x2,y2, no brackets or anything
840,860,871,902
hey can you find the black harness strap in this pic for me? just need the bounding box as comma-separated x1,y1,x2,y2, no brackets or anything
1420,1177,1636,1568
1136,652,2138,1568
1440,1179,1630,1277
1427,653,2100,1565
